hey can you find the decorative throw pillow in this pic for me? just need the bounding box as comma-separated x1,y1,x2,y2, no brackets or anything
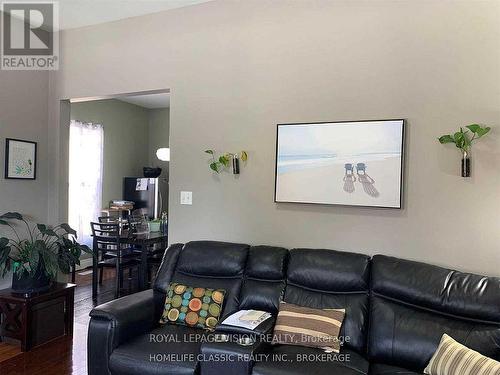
272,302,346,353
424,334,500,375
159,283,226,330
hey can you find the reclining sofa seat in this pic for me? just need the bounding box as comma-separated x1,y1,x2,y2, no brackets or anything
89,241,289,375
108,241,249,375
252,248,372,375
238,245,289,315
200,245,289,375
367,255,500,375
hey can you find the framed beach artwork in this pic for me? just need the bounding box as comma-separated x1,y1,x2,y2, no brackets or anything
5,138,37,180
274,119,405,209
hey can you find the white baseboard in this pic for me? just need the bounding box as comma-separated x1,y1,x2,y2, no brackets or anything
76,257,93,271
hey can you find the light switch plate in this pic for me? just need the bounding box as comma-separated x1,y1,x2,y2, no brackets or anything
180,191,192,205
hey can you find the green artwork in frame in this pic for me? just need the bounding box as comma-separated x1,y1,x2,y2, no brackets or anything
5,138,37,180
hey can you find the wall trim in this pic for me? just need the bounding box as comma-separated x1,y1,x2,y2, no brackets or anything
76,257,93,271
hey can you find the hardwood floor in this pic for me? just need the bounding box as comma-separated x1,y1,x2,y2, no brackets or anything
0,343,21,362
0,268,141,375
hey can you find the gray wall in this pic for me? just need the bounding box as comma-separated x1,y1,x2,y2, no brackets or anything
70,99,150,207
0,70,49,288
48,1,500,276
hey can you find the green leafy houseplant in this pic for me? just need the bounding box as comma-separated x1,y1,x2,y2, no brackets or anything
0,212,92,292
438,124,490,177
438,124,490,152
205,150,248,173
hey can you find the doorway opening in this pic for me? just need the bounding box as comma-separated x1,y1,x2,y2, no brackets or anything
66,90,170,291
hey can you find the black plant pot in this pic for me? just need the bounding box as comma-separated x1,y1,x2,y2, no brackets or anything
12,264,52,295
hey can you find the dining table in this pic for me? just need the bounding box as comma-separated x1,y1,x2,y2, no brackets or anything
91,229,168,299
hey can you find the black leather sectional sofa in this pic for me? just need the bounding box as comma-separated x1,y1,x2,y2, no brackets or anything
88,241,500,375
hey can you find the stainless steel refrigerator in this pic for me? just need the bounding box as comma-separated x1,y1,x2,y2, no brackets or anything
123,177,168,219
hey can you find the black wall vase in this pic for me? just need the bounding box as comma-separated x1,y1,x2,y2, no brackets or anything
232,155,240,174
461,152,471,177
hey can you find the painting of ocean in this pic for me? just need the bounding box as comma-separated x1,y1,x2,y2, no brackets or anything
275,120,404,208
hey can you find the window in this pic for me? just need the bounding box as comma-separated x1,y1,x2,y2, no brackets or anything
68,120,104,246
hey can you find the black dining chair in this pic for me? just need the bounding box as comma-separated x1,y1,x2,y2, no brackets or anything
97,216,140,253
90,222,141,299
98,216,139,262
126,214,167,286
98,215,118,223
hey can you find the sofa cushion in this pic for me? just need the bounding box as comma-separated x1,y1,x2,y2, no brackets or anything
109,325,209,375
245,246,288,280
368,255,500,372
175,241,249,277
284,248,371,353
369,363,421,374
239,246,288,314
159,283,226,330
171,241,250,320
424,334,500,375
272,302,345,353
287,249,370,292
251,346,368,375
371,255,500,321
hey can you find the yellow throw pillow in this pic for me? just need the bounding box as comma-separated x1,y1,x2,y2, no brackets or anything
424,334,500,375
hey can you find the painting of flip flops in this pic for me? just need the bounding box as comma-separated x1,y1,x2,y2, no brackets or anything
275,119,405,208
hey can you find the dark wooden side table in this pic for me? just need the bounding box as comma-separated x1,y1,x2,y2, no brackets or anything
0,282,76,351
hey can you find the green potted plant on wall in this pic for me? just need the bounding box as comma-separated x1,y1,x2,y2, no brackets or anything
438,124,490,177
0,212,92,294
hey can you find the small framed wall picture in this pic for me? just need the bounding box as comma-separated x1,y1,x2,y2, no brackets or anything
5,138,37,180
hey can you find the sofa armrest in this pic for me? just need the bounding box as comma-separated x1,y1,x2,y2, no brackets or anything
215,317,276,338
88,289,162,375
90,289,159,343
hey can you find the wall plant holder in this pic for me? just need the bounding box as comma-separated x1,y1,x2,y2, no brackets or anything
438,124,490,177
205,150,248,174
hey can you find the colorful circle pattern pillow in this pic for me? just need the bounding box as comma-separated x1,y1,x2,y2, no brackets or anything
159,282,226,330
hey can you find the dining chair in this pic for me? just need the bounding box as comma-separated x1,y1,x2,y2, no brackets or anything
125,214,167,286
127,211,168,285
90,222,141,299
98,215,130,229
98,215,118,223
97,216,139,265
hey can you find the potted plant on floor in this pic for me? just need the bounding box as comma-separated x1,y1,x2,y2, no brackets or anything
0,212,92,294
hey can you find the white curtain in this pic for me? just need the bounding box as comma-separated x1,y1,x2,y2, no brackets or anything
68,120,104,246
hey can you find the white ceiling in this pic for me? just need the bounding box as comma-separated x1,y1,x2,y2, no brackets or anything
5,0,212,31
119,92,170,109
